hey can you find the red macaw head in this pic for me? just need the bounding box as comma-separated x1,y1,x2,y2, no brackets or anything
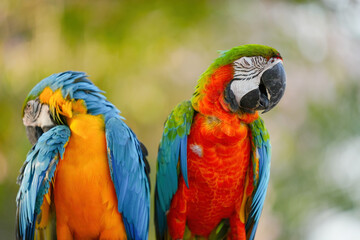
192,44,286,116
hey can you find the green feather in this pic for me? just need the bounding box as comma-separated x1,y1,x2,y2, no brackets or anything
162,100,194,142
249,117,270,146
249,117,270,187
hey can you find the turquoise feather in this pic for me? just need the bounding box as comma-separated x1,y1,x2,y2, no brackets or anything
155,100,195,239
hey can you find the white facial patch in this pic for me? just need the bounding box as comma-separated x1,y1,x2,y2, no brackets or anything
190,144,203,157
230,77,261,104
23,103,54,128
230,56,283,103
37,105,55,128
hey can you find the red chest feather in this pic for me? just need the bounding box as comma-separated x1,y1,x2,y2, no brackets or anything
182,113,251,235
187,113,251,182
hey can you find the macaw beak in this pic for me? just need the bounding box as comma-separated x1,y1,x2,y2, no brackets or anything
260,61,286,113
238,61,286,113
25,126,44,146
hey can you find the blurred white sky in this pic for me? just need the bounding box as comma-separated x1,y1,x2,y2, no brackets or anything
306,210,360,240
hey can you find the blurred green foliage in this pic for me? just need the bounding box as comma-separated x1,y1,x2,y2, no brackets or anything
1,0,359,239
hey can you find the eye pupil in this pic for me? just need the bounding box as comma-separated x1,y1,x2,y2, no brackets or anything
26,102,32,111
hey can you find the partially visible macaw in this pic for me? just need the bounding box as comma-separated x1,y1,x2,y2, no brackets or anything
155,44,286,240
16,71,150,240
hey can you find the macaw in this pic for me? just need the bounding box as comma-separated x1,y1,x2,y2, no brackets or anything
16,71,150,240
155,44,286,240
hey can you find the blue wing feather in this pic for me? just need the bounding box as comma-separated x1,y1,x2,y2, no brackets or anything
246,118,271,240
105,117,150,240
16,126,70,240
155,100,194,239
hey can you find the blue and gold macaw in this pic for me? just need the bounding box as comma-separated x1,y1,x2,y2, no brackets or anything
16,71,150,240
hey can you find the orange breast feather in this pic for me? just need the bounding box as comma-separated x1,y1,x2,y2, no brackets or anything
53,114,126,239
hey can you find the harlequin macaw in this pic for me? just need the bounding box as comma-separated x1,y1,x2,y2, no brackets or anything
16,71,150,240
155,44,286,240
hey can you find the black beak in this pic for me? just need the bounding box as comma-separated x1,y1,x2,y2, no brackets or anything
260,61,286,113
238,61,286,113
224,61,286,113
26,126,44,146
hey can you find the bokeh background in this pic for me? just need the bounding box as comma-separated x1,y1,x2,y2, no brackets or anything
1,0,360,239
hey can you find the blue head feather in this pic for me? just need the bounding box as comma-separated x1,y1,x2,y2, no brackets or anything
25,71,121,121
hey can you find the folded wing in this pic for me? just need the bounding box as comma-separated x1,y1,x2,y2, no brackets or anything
105,117,150,240
155,100,195,239
16,126,70,240
245,118,271,240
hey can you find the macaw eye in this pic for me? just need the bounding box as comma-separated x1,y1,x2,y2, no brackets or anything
241,57,253,67
26,102,32,111
24,99,42,120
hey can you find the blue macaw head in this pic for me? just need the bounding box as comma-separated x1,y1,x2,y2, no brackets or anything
22,71,119,145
